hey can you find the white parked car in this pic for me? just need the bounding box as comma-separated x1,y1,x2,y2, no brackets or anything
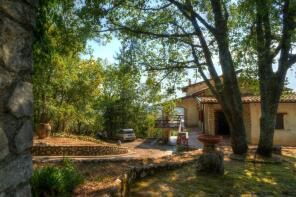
116,129,136,141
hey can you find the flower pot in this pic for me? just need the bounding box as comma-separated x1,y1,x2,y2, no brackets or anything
36,123,51,139
197,134,222,146
197,134,222,151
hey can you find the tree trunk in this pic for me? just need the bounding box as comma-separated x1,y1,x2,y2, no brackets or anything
162,128,171,144
257,109,277,157
216,37,249,155
209,0,249,155
257,77,285,156
254,0,295,157
220,94,248,155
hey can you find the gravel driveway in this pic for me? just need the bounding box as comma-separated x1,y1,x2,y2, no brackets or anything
119,138,175,158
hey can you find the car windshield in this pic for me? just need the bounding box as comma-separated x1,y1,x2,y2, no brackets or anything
121,130,133,134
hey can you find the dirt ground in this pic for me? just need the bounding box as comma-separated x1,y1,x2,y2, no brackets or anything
33,137,101,146
33,150,202,197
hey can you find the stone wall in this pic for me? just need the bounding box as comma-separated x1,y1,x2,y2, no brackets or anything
107,159,196,197
31,145,128,156
0,1,37,196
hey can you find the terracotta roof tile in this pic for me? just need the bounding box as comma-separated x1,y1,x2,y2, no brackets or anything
199,95,296,104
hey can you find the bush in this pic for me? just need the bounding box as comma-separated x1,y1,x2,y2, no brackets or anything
31,159,84,197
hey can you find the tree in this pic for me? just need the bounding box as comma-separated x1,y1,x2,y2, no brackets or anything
236,0,296,156
255,0,296,156
33,0,104,135
100,39,162,137
87,0,249,154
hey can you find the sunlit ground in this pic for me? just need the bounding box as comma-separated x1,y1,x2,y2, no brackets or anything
131,154,296,197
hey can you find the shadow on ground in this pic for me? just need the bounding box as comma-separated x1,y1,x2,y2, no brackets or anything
130,159,296,197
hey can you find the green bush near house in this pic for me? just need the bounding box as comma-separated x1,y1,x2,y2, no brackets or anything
30,160,84,197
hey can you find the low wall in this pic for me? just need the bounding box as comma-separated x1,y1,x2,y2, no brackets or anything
31,145,128,156
111,159,196,196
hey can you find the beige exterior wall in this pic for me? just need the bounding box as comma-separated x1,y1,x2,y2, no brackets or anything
176,98,200,127
249,103,296,146
176,96,296,146
185,83,209,96
203,104,220,135
203,103,252,142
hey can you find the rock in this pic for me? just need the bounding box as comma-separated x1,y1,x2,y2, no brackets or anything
196,151,224,175
0,16,34,73
15,120,33,153
0,70,15,92
0,0,36,28
16,184,31,197
0,127,9,160
7,82,33,118
0,154,32,191
0,0,36,195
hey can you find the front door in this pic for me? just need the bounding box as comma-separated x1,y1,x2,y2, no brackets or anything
215,111,230,135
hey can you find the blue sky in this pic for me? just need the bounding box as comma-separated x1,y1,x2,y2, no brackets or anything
87,39,296,92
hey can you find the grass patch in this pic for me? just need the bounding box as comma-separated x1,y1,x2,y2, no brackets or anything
131,159,296,196
31,159,84,197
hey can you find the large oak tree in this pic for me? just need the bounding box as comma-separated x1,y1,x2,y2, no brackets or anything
238,0,296,156
90,0,249,154
256,0,296,156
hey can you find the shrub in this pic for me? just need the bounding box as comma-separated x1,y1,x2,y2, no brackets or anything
31,159,84,197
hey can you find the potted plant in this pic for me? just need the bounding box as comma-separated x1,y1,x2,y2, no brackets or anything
36,112,51,139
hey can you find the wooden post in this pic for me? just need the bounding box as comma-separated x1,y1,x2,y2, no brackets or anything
162,128,171,144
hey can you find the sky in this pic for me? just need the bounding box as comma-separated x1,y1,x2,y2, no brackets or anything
87,39,296,93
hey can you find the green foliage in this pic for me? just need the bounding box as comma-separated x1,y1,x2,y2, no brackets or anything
30,160,84,197
33,1,176,138
33,0,104,135
100,40,162,137
161,100,177,118
146,114,162,138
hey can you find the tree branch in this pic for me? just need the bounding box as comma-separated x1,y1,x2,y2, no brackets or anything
288,54,296,66
167,0,221,86
108,21,196,38
189,15,222,86
190,45,219,96
278,0,295,75
270,43,282,59
133,2,173,11
146,65,202,71
96,28,124,33
168,0,216,35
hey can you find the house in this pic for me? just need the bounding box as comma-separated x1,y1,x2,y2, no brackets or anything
175,80,296,146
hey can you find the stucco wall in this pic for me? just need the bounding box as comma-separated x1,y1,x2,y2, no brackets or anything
203,104,219,135
176,98,199,127
185,83,209,96
203,104,252,142
249,103,296,146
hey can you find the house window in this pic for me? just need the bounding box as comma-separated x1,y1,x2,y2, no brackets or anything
275,113,285,130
